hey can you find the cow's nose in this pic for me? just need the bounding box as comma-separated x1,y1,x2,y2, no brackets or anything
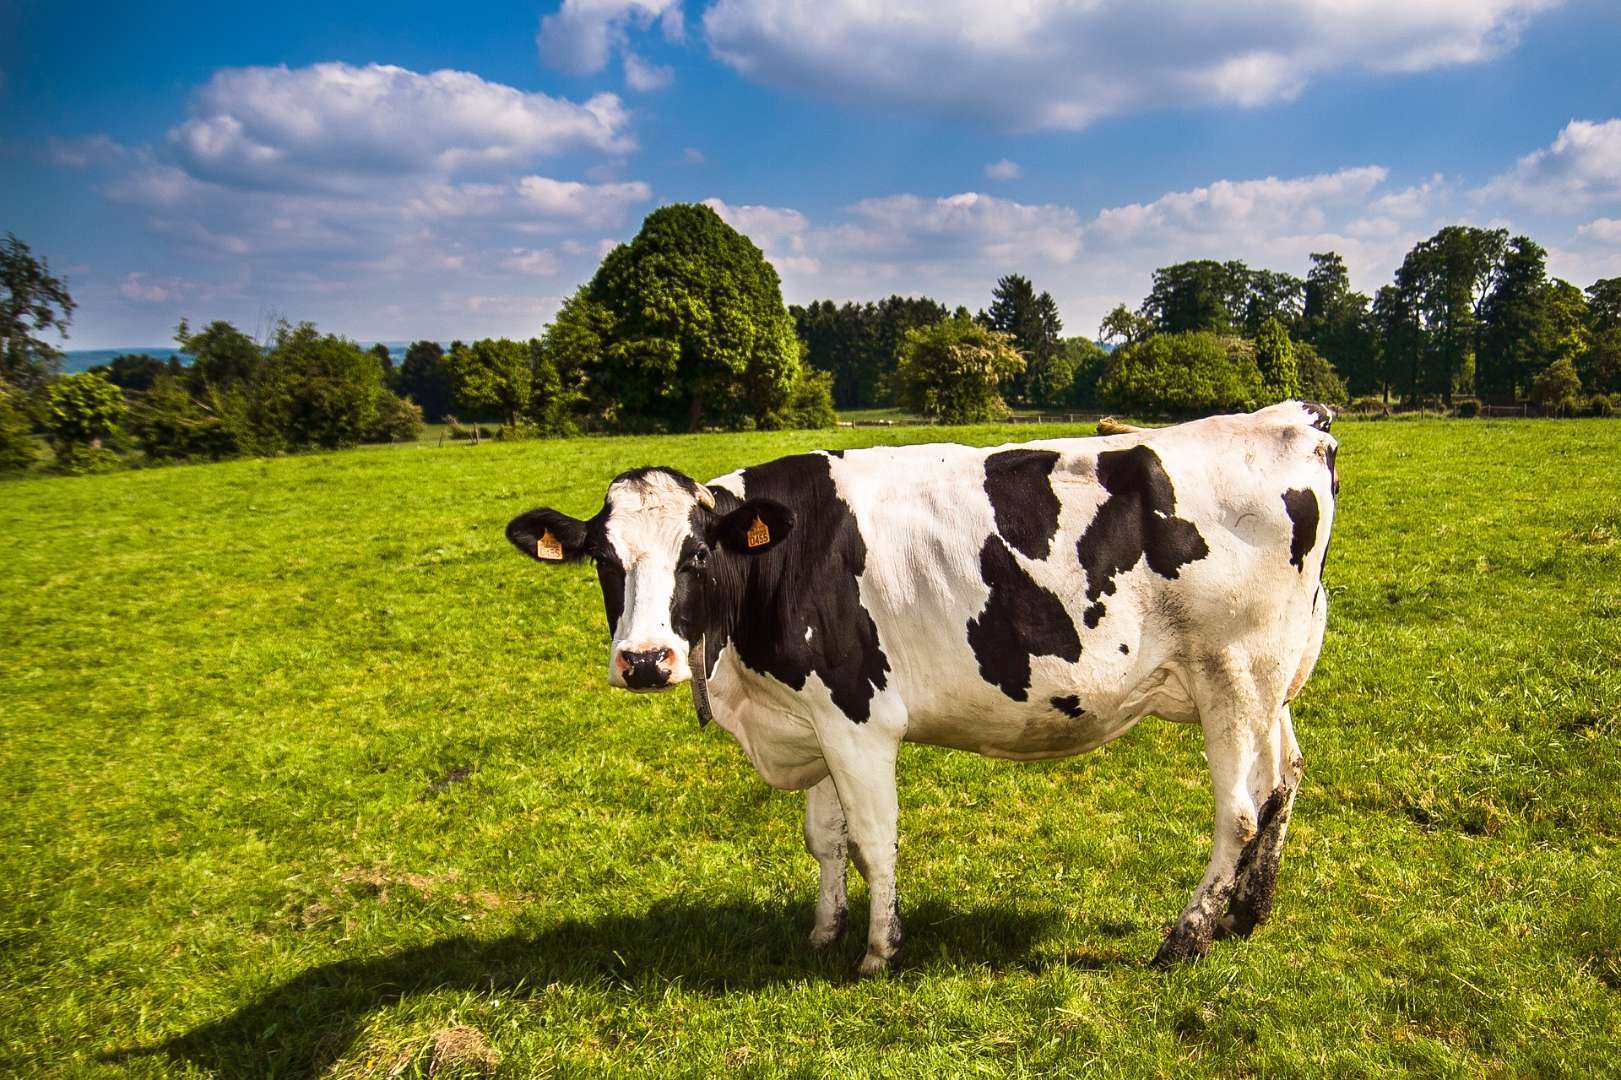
617,647,673,690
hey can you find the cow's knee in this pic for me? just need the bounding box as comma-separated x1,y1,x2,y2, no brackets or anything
804,777,850,949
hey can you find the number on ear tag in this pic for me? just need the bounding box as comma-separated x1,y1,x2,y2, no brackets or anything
746,515,770,549
536,529,565,560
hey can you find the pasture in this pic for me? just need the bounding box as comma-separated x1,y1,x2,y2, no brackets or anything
2,418,1618,1077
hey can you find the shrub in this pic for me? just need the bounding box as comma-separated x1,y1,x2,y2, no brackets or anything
250,324,384,450
129,375,240,461
1350,396,1391,416
1455,399,1481,418
766,366,838,430
46,372,126,453
49,443,124,475
1098,332,1262,417
363,389,424,443
894,317,1025,424
1530,357,1582,417
446,417,494,442
1294,342,1349,406
0,387,37,472
1588,393,1614,417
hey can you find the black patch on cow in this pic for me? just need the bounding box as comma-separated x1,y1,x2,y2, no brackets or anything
983,449,1062,560
1325,443,1339,496
1301,401,1334,432
1281,488,1319,572
1050,694,1084,719
1119,642,1130,655
705,453,891,722
596,556,626,634
1076,445,1210,629
967,535,1081,701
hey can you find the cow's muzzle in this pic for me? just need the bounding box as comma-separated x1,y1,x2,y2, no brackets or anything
614,646,680,691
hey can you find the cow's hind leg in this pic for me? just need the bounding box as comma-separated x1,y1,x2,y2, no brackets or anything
804,775,850,949
1218,704,1304,941
1154,657,1292,967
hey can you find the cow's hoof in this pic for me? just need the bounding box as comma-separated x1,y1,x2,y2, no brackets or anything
856,951,893,977
809,910,848,950
1151,924,1210,968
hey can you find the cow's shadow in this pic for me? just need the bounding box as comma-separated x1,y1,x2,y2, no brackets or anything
111,897,1122,1078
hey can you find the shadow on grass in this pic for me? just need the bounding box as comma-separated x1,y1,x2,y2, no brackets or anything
110,896,1117,1077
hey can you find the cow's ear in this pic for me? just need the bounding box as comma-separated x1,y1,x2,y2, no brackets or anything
507,508,589,563
712,499,794,555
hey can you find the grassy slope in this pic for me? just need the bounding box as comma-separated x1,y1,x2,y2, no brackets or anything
1,420,1617,1077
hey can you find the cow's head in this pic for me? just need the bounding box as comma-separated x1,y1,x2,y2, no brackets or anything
506,467,792,691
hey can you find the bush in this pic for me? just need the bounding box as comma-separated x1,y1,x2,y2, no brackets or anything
46,372,126,454
496,419,539,441
250,324,384,450
767,366,837,430
1098,332,1262,417
1455,399,1481,418
446,417,494,442
1350,396,1391,416
1588,393,1614,417
363,389,424,443
49,443,123,475
1294,342,1349,406
130,375,240,461
1530,357,1582,417
0,387,37,472
894,317,1025,424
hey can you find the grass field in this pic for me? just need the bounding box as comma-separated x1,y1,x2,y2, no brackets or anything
3,418,1618,1077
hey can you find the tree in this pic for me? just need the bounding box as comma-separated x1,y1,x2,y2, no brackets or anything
1529,356,1581,415
1397,225,1508,404
1098,332,1263,416
1476,236,1551,401
1372,282,1420,404
1587,277,1621,333
395,341,453,422
1141,260,1245,335
46,371,125,450
585,204,802,431
369,343,396,385
1099,303,1152,347
129,375,238,461
90,353,170,394
251,323,385,450
444,338,532,429
1,233,75,399
983,274,1065,405
1254,318,1299,401
1302,252,1376,395
1241,269,1305,338
1062,337,1110,408
893,316,1024,423
177,319,263,394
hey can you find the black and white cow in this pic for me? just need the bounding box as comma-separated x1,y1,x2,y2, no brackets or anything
507,402,1338,971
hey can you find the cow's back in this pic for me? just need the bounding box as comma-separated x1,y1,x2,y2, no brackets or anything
709,403,1337,761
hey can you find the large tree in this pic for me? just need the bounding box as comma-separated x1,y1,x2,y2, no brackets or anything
1301,252,1376,395
444,338,533,429
586,203,803,431
1476,236,1551,401
251,323,385,450
1,233,75,399
395,340,453,422
982,274,1065,406
1394,225,1508,403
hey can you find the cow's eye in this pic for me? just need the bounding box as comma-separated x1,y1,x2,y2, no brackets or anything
686,547,709,570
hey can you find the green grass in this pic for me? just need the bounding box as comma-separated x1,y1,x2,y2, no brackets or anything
2,418,1618,1077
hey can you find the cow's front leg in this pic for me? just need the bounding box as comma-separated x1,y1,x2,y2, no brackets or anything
803,774,849,949
816,727,902,976
1155,661,1288,967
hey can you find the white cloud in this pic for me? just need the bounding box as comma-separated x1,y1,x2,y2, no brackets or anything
623,52,674,91
517,177,652,225
118,273,174,303
1478,119,1621,211
1577,217,1621,243
501,248,561,275
537,0,683,75
702,0,1559,130
984,159,1022,181
702,197,817,273
47,134,130,169
167,62,633,192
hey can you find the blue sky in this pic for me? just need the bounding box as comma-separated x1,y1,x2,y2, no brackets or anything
3,0,1620,349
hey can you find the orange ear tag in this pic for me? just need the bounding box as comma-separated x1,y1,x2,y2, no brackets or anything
536,529,565,560
746,515,771,549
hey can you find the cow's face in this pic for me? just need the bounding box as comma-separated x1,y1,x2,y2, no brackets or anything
507,467,792,692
